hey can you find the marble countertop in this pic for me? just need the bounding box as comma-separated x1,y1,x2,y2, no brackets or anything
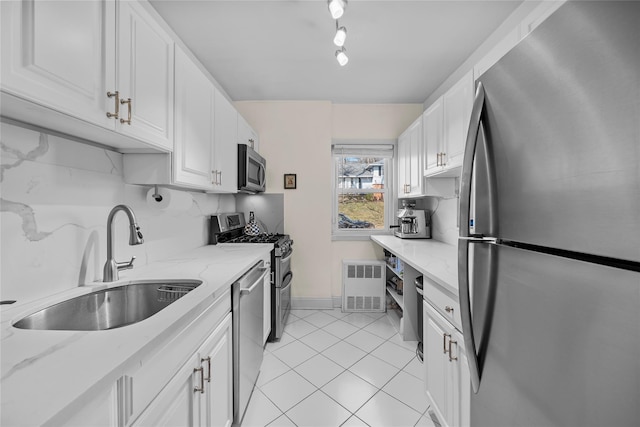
0,243,272,426
371,236,458,294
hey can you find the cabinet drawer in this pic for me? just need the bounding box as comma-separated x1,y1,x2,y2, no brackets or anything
423,276,461,331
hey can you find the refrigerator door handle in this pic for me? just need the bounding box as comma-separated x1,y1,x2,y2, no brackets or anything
459,81,485,240
459,81,486,394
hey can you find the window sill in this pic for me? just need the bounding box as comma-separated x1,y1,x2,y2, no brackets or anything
332,231,393,241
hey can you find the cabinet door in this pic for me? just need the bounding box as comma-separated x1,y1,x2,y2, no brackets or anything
212,90,238,193
237,114,259,152
133,353,200,427
201,314,233,427
424,301,450,426
117,0,174,150
423,97,444,175
407,118,423,196
443,70,474,171
173,47,215,190
0,0,115,129
450,329,471,427
397,116,423,197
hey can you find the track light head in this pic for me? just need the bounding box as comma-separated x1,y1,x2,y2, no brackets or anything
335,47,349,66
328,0,347,20
334,26,347,47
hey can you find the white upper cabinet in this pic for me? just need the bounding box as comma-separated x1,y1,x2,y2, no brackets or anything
1,0,173,152
423,97,444,175
441,70,474,173
116,0,174,151
173,47,215,190
398,116,424,198
237,114,259,152
211,90,238,193
0,0,115,128
423,70,474,178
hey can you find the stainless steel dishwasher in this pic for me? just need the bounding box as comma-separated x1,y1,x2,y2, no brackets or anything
232,261,268,426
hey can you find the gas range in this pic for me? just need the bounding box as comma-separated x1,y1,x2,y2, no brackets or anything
210,212,293,342
210,213,293,256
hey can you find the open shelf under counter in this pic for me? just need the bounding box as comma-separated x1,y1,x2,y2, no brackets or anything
386,285,404,310
372,235,458,295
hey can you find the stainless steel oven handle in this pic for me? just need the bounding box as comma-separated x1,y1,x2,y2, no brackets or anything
280,250,293,264
240,268,269,295
281,272,293,289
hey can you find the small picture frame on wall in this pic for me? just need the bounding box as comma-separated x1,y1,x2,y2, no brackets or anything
284,174,297,189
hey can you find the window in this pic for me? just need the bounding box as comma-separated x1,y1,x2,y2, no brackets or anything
332,142,395,240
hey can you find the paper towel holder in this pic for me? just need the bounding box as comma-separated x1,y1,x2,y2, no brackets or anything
151,185,163,202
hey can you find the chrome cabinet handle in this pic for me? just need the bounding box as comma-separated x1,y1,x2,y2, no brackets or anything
120,98,132,125
202,357,211,382
437,153,441,166
106,91,119,119
459,81,486,394
217,171,222,186
448,338,458,362
193,367,204,394
443,333,450,354
445,305,454,313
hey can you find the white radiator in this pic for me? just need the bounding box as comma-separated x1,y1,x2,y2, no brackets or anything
342,260,386,313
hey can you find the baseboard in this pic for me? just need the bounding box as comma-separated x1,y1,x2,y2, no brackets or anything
332,296,342,308
290,297,333,310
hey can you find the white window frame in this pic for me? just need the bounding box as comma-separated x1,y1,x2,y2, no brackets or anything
331,140,396,241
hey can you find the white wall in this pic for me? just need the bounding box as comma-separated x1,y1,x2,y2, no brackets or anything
235,102,423,307
0,122,234,303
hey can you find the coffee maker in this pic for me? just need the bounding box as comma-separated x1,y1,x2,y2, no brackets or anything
392,201,431,239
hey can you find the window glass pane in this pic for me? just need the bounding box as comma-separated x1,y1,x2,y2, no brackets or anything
338,194,385,229
337,156,385,190
336,155,386,231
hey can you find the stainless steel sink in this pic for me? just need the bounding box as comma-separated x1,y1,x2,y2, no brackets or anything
13,280,202,331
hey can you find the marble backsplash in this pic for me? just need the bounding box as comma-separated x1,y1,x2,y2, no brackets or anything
411,195,459,246
0,123,234,304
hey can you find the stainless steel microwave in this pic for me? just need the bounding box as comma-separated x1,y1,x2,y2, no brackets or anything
238,144,266,193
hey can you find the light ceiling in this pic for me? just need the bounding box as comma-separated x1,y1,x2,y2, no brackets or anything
149,0,523,104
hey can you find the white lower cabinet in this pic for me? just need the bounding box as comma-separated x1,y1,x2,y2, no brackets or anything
134,313,233,427
424,300,470,427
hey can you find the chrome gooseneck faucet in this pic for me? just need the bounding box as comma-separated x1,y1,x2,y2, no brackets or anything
103,204,144,282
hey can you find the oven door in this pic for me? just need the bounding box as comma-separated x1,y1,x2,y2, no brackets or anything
277,271,292,337
279,249,293,283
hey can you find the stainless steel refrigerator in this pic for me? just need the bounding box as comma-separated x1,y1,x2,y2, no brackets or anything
458,2,640,426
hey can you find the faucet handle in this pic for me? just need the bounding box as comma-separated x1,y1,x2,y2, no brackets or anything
117,256,136,271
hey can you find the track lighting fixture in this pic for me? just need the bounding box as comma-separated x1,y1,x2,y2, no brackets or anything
328,0,347,20
335,47,349,66
333,23,347,47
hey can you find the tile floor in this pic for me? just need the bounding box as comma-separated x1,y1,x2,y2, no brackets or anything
241,308,438,427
